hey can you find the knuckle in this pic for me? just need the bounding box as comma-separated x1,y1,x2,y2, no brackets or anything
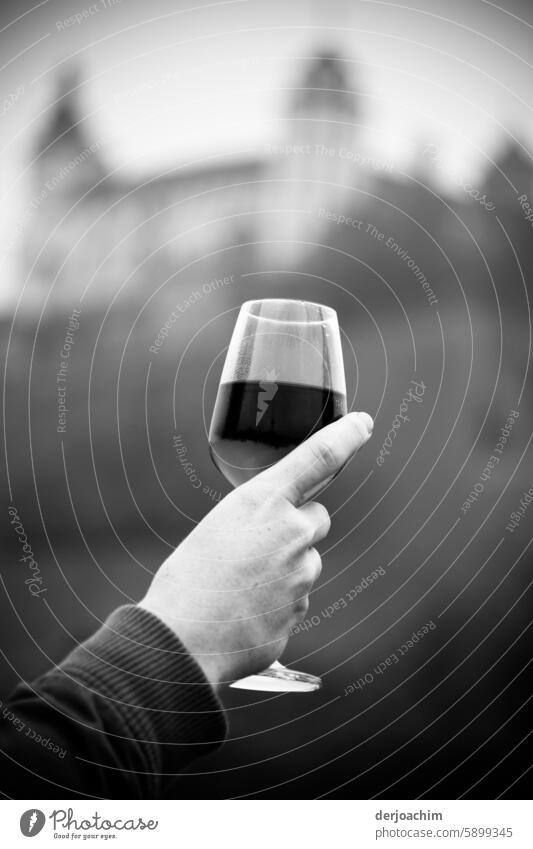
316,503,331,534
241,479,275,508
293,511,315,545
298,548,322,587
293,594,310,620
309,438,340,475
308,547,323,581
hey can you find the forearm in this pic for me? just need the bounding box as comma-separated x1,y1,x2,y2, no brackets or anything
0,605,227,798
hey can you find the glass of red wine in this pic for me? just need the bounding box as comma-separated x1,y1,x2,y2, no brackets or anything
208,299,347,692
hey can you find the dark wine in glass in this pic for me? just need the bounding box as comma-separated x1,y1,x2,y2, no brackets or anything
210,380,346,487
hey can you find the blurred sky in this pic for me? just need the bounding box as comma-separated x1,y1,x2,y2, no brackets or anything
1,0,533,306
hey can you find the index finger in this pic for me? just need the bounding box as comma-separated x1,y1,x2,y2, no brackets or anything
258,412,373,505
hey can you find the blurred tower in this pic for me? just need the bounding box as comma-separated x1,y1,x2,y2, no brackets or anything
22,68,109,311
292,51,357,149
261,50,360,264
33,67,106,194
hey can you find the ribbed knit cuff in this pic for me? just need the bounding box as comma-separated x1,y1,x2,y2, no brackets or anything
58,605,228,782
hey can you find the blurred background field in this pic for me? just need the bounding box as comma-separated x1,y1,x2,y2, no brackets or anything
1,0,532,798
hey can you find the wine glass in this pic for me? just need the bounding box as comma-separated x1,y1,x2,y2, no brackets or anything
208,299,347,692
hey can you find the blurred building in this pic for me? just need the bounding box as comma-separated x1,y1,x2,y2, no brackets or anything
15,45,533,318
23,52,376,309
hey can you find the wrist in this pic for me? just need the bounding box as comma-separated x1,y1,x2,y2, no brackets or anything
136,599,225,692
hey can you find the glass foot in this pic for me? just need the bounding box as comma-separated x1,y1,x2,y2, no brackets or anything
229,660,322,692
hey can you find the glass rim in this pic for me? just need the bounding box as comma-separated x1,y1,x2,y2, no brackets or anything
240,298,338,325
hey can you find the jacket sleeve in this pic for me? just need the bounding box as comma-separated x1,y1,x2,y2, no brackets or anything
0,605,228,799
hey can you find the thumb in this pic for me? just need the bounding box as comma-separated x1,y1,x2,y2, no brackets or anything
258,412,373,504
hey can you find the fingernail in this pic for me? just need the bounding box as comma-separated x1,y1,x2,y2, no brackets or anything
357,412,374,436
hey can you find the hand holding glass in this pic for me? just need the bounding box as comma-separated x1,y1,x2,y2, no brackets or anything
208,299,347,692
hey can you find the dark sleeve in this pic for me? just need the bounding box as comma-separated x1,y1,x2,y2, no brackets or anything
0,605,227,799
